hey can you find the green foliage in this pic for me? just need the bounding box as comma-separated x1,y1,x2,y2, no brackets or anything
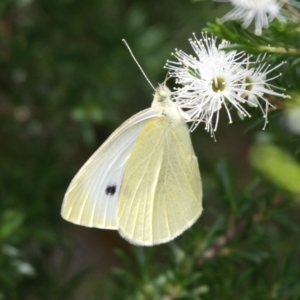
205,19,300,56
1,0,300,299
110,170,300,299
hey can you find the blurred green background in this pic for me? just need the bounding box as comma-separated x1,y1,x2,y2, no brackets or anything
1,0,300,299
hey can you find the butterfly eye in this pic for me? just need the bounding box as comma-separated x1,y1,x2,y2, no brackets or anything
155,86,171,102
105,185,117,196
160,91,168,100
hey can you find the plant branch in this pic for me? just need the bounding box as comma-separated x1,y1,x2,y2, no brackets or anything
198,195,286,267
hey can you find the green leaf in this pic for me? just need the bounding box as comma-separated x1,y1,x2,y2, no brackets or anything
0,210,24,240
249,143,300,196
216,160,237,213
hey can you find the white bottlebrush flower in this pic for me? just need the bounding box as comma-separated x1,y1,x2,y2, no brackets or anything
166,34,251,134
165,34,288,134
218,0,294,35
240,55,288,128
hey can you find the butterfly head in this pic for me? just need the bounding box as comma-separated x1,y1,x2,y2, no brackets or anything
152,84,183,122
154,85,171,103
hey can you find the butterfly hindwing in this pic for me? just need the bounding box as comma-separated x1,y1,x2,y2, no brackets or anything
117,115,202,245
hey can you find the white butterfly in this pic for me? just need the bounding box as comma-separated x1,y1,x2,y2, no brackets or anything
61,85,203,246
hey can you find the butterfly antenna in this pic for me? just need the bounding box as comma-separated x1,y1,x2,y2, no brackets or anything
122,39,155,91
163,72,172,86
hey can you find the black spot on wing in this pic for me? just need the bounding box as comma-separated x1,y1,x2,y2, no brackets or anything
105,185,117,196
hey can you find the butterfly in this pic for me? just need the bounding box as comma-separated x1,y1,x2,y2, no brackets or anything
61,84,202,246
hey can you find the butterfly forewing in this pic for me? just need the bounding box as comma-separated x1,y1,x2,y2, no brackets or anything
61,108,160,229
118,115,202,245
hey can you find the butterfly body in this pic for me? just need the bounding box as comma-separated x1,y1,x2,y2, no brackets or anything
62,86,202,246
